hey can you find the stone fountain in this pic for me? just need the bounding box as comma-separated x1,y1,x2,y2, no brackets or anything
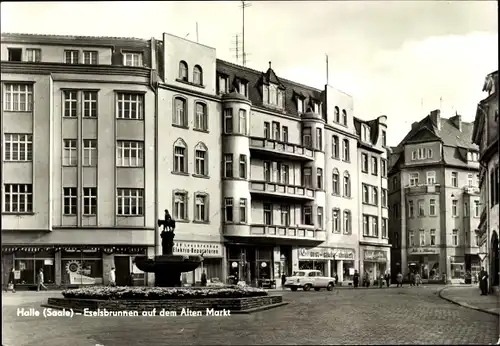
133,209,204,287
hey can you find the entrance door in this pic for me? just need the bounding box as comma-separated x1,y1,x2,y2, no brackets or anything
114,256,130,286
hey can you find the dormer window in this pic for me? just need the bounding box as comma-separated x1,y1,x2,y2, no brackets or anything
297,98,304,113
362,124,371,142
123,52,142,67
467,152,472,161
239,81,248,97
218,75,228,94
263,84,284,109
313,101,320,114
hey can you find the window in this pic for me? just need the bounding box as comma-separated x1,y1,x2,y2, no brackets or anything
452,229,458,246
280,164,289,184
362,184,369,203
264,161,271,181
430,229,436,246
224,198,233,222
81,50,98,65
26,48,41,62
65,50,79,64
313,101,320,115
297,98,304,113
303,206,312,225
4,84,33,111
282,126,289,142
451,172,458,187
224,109,233,133
173,191,188,220
194,143,208,176
82,139,97,166
302,127,312,148
342,109,347,125
239,154,247,179
361,153,368,172
382,189,387,207
193,65,203,85
317,207,324,229
418,200,425,217
272,122,280,140
343,171,351,197
264,84,283,107
332,136,339,158
419,230,425,246
429,199,436,216
238,109,247,135
63,139,77,166
334,106,340,122
303,168,312,188
332,169,340,195
8,48,22,61
278,205,290,226
83,91,98,118
239,81,248,97
173,140,187,173
123,52,142,67
332,208,340,233
427,149,433,158
393,177,398,190
3,184,33,213
81,187,97,216
417,148,426,160
117,93,143,119
194,193,208,222
316,128,323,150
224,154,233,178
474,200,480,217
381,130,387,147
343,210,351,234
264,122,270,139
116,188,143,216
464,202,469,217
372,187,378,206
218,75,228,94
362,125,371,142
316,168,323,189
264,203,273,225
412,150,417,160
342,139,350,161
371,156,378,175
363,215,369,236
408,200,414,218
409,173,419,186
452,200,458,217
239,198,247,223
117,141,143,167
381,159,387,177
3,134,32,161
426,171,436,185
62,90,79,118
409,230,415,247
194,103,207,131
467,173,474,187
382,218,388,238
173,97,187,126
63,187,77,216
177,61,188,81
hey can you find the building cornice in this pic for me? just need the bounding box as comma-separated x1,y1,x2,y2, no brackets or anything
158,82,221,102
358,141,384,154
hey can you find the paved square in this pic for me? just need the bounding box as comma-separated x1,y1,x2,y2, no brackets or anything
2,287,498,345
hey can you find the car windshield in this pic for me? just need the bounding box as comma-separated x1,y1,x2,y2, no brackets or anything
292,271,306,276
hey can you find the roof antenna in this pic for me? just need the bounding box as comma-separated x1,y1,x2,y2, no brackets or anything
240,1,252,66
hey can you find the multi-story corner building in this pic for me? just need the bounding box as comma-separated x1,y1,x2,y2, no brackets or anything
1,31,390,289
388,110,481,283
472,70,499,292
1,33,157,287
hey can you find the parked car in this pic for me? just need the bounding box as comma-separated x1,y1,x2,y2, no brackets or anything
284,269,335,291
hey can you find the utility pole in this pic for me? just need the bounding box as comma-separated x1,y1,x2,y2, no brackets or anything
230,34,241,64
240,1,251,66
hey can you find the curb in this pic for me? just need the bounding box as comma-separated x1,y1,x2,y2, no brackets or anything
438,287,499,317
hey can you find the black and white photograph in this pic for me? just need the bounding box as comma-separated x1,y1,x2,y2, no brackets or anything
1,1,499,345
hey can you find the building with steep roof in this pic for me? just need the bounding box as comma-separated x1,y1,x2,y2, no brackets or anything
388,109,481,284
472,70,499,293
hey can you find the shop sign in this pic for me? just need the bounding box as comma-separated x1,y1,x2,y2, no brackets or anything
408,247,440,255
173,242,222,258
363,250,387,262
298,247,355,260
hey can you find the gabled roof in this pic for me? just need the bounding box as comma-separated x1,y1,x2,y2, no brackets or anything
216,59,322,117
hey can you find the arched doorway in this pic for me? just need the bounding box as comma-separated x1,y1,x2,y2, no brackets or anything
491,231,499,287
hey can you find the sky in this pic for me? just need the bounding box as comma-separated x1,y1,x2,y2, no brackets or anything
1,1,497,146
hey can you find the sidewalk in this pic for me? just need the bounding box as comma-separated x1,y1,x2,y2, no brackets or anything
439,286,499,316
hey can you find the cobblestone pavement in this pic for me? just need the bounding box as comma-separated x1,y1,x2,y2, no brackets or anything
2,286,499,346
439,286,500,315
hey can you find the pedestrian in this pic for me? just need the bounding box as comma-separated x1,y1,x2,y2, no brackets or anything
363,271,370,287
6,267,16,293
409,272,415,286
396,272,403,288
353,270,360,288
201,270,207,287
479,267,489,296
109,267,116,287
334,272,339,286
281,273,287,289
385,271,391,288
37,268,48,291
378,273,384,288
414,272,421,286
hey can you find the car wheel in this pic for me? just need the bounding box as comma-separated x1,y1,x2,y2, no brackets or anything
303,284,312,291
327,283,334,291
290,287,298,291
314,287,321,291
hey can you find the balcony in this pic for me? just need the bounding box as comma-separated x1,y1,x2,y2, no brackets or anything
463,186,480,195
249,137,314,161
405,184,441,195
249,181,315,201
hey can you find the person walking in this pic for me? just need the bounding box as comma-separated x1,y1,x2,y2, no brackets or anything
479,267,489,296
281,273,287,289
409,272,415,287
37,268,48,291
353,270,360,288
6,267,16,293
414,272,421,287
396,272,403,288
109,267,116,287
385,271,391,288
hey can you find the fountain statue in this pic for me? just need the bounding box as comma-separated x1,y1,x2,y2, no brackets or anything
133,209,204,287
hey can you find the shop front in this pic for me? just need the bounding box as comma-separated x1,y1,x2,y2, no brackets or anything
298,247,356,284
465,254,481,284
407,247,442,283
362,249,389,284
6,247,56,287
227,244,275,287
450,256,466,284
173,241,223,285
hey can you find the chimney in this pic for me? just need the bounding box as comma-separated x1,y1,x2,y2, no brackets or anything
452,113,462,131
150,37,157,70
269,61,272,69
429,109,441,131
411,122,420,130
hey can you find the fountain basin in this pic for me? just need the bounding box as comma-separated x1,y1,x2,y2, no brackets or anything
134,255,203,273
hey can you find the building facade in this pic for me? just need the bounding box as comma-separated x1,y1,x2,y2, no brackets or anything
472,70,499,292
388,110,481,283
1,32,389,288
